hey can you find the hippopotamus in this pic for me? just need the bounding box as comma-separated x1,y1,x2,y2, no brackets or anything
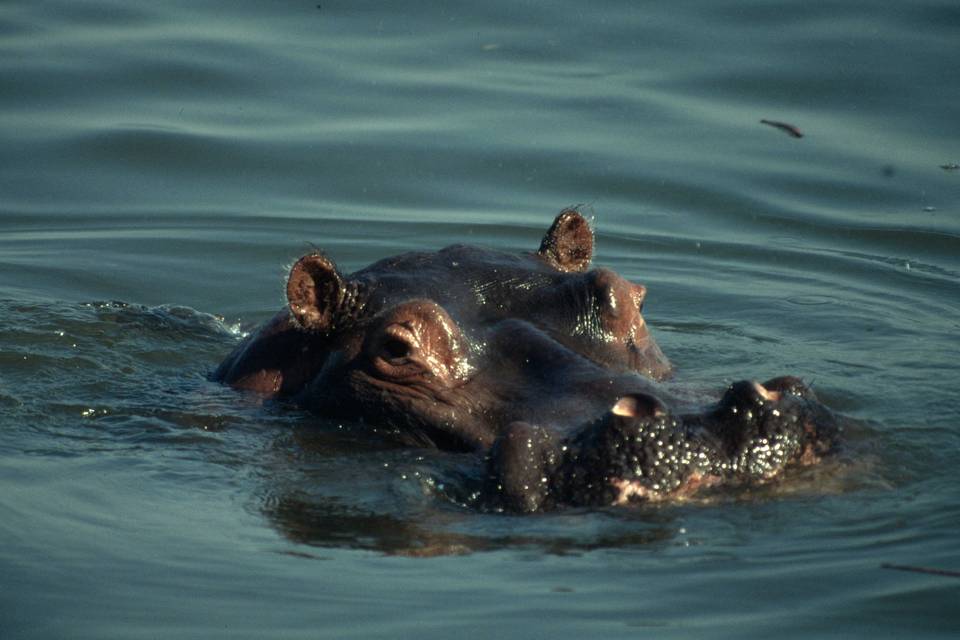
214,209,840,512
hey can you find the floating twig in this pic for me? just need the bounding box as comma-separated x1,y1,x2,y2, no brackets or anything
881,563,960,578
760,119,804,139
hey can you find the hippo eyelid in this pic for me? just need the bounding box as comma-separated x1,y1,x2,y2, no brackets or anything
379,323,418,361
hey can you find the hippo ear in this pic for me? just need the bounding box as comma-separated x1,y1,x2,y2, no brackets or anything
286,253,350,332
538,209,594,272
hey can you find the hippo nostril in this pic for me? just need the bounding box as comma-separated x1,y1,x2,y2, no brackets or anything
753,382,781,403
611,393,667,419
762,376,814,399
611,397,637,417
722,380,778,408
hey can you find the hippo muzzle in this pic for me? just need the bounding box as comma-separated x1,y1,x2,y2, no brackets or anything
486,377,841,512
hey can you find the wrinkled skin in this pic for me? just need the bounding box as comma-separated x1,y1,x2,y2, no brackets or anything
214,210,841,512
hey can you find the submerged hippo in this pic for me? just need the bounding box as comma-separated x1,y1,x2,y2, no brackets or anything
215,210,839,512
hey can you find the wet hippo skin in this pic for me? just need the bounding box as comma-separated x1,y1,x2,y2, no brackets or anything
214,210,840,512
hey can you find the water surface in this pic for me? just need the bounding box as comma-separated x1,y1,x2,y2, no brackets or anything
2,1,958,638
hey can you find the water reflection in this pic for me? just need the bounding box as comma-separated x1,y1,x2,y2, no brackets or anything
262,489,681,557
256,423,682,556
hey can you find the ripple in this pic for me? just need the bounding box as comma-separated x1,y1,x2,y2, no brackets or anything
786,295,838,306
1,0,958,636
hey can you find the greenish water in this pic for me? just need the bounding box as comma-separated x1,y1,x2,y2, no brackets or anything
1,1,958,637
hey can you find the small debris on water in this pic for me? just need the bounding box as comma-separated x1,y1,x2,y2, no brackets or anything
881,563,960,578
939,162,959,171
760,119,804,138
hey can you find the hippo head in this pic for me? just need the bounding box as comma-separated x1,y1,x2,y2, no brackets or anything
280,210,671,450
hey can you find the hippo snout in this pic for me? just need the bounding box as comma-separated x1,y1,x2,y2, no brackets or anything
485,378,840,512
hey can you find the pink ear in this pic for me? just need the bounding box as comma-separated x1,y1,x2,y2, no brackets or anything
286,253,345,331
538,209,594,272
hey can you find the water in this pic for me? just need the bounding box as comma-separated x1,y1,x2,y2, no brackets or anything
2,0,959,637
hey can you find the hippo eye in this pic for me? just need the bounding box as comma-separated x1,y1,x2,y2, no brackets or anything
382,336,412,361
369,325,425,380
375,323,419,366
367,303,468,384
